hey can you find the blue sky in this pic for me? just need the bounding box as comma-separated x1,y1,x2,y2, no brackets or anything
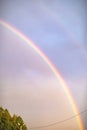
0,0,87,129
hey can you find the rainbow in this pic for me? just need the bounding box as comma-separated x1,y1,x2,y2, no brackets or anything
0,19,84,130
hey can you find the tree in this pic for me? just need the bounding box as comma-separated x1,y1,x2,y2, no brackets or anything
0,107,27,130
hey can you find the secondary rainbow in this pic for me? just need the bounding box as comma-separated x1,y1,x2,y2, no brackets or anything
0,19,84,130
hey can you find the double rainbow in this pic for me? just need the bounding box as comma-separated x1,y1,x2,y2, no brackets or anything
0,19,84,130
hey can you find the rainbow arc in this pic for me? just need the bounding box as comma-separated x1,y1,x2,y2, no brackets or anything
0,19,84,130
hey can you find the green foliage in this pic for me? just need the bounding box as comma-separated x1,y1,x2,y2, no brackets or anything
0,107,27,130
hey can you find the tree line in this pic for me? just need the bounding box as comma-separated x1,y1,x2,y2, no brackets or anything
0,107,27,130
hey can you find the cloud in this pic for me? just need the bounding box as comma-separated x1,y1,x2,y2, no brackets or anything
0,73,78,129
0,25,54,80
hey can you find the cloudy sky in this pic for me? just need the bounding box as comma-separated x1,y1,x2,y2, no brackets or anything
0,0,87,130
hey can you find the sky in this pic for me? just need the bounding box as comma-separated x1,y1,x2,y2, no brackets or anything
0,0,87,130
